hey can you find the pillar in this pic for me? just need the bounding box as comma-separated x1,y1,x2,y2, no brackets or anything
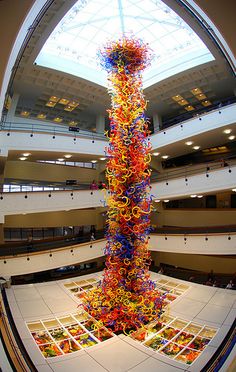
153,112,162,132
96,114,105,134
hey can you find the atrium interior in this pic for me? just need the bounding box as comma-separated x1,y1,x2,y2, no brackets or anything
0,0,235,371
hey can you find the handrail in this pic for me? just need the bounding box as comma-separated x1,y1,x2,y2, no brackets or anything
0,230,105,257
161,98,236,130
1,227,236,257
1,101,236,138
0,120,107,141
151,156,236,182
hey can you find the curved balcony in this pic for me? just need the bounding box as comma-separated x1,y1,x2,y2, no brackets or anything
1,164,236,221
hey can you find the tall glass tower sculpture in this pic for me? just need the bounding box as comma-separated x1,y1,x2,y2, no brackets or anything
82,37,164,333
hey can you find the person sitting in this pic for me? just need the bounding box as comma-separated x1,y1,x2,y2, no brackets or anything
90,180,98,190
205,278,213,286
90,232,96,241
226,280,234,289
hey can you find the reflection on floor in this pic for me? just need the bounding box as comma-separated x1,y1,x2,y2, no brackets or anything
6,272,236,372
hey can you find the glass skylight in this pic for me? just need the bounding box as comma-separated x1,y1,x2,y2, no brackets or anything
36,0,214,88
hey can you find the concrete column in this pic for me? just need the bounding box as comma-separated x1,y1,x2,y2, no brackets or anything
153,113,162,132
96,115,105,134
6,92,19,123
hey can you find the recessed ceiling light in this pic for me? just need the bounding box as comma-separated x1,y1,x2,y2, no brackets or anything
155,199,160,202
191,88,202,95
185,141,193,146
193,146,200,150
195,93,207,100
228,135,235,140
37,113,46,119
232,188,236,192
22,153,31,157
46,101,57,107
190,195,197,198
20,111,30,117
54,117,63,123
99,157,106,161
69,120,78,126
68,100,79,108
202,100,211,107
185,105,195,111
223,129,232,134
162,155,169,159
163,199,169,202
172,95,184,102
58,158,64,162
49,96,60,103
19,157,26,161
91,160,97,163
64,105,74,112
178,99,189,106
59,98,70,105
153,152,160,156
64,154,72,158
197,195,203,198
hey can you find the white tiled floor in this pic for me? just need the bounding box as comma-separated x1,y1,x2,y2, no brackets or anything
6,272,236,372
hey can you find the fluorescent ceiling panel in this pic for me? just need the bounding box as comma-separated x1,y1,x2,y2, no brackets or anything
36,0,214,88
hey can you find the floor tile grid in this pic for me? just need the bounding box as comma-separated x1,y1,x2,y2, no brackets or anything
60,277,212,366
132,316,216,367
27,311,116,359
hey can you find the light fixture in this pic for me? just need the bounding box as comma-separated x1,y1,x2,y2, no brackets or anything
37,113,46,119
172,95,184,102
69,120,78,126
53,117,63,123
58,158,64,162
195,93,207,100
99,157,106,161
153,152,160,156
22,153,31,157
162,155,169,159
229,135,235,140
49,96,60,103
163,199,169,203
178,99,189,106
46,101,57,108
202,100,211,107
197,195,203,198
193,146,200,150
64,154,72,158
68,100,79,108
64,105,74,112
185,105,195,111
59,98,70,105
155,199,160,202
91,160,97,163
185,141,193,146
223,129,232,134
19,157,26,160
191,88,202,95
190,195,197,198
20,110,30,117
232,188,236,192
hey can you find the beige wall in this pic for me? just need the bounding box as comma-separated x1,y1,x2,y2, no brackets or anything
0,0,35,96
151,208,236,227
152,251,236,274
195,0,236,61
4,161,99,184
4,208,106,230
